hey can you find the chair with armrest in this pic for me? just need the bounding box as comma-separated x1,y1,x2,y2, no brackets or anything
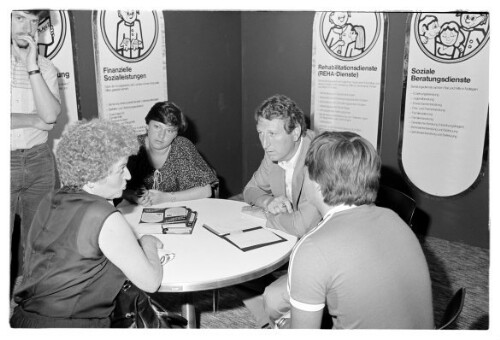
209,166,219,199
375,185,417,228
210,180,220,199
437,288,466,329
209,178,220,311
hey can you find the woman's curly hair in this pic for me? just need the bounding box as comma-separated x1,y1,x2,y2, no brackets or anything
56,119,139,189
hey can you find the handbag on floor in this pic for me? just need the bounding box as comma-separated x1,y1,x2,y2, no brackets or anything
110,280,187,328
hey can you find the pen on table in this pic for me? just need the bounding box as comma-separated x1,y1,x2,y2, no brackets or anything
203,224,262,237
203,224,226,236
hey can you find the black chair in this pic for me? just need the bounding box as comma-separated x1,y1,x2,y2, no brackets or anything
210,180,220,199
375,185,417,228
437,288,466,329
209,179,219,311
209,166,220,199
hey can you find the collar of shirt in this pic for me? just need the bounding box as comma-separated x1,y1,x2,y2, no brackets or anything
278,137,303,171
318,204,357,227
277,137,304,202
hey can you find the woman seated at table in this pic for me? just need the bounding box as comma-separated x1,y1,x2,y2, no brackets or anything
124,101,218,206
10,119,164,328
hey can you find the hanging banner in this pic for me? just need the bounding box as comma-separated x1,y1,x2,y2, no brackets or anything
39,10,79,152
401,12,489,197
311,11,386,149
92,10,168,135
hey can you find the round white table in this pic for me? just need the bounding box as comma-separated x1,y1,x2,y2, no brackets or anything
118,198,297,328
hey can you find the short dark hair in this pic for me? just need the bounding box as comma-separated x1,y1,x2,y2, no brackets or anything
255,94,307,136
17,10,50,20
145,101,187,133
305,131,380,206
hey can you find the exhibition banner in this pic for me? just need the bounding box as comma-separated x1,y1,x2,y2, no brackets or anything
39,10,79,151
401,12,489,197
311,11,386,149
92,10,168,135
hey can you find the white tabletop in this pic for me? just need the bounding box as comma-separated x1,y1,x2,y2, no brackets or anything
118,198,297,292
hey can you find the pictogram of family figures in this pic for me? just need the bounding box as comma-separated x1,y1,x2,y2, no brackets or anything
418,13,488,60
324,12,366,58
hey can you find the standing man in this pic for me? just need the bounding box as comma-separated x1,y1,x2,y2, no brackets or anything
11,10,61,276
275,131,433,329
241,94,321,328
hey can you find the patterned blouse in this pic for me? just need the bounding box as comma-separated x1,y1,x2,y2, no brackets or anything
127,134,217,193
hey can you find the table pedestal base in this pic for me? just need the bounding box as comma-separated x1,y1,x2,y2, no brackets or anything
181,293,197,328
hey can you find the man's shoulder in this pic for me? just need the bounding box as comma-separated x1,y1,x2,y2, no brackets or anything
292,228,335,268
295,130,316,163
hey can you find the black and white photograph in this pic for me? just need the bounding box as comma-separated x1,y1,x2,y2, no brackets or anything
3,0,498,339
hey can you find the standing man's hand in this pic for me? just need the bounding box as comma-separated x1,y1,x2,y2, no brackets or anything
13,30,39,71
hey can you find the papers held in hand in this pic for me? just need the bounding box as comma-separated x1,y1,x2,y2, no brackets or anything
138,207,197,234
203,224,286,251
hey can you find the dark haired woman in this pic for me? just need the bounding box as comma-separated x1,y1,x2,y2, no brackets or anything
124,101,218,206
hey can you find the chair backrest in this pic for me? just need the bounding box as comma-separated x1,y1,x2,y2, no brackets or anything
210,180,220,198
209,167,220,198
437,288,466,329
375,185,416,227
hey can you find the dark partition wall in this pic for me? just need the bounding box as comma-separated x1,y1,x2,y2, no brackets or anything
71,10,243,198
240,12,489,248
162,12,243,198
241,12,315,184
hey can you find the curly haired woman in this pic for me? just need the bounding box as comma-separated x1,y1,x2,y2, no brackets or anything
10,119,164,328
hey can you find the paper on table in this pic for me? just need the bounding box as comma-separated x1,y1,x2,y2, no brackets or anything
225,228,283,249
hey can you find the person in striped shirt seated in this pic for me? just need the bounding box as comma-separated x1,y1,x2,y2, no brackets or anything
268,131,434,329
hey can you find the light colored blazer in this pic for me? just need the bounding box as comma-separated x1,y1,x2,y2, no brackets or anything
243,130,321,237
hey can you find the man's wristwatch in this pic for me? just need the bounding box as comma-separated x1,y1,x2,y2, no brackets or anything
28,69,40,76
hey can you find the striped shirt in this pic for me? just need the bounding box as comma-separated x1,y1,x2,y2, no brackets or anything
11,54,60,150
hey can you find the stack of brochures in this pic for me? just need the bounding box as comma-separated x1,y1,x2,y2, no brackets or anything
138,206,197,234
202,224,286,251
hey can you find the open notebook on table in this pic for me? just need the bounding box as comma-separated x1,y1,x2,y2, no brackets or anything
202,223,286,251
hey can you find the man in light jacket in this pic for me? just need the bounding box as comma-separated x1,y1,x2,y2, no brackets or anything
240,94,321,328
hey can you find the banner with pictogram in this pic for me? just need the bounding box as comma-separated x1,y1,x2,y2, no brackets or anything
400,12,489,197
310,11,387,149
92,10,168,135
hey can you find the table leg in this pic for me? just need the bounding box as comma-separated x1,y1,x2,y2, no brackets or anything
212,289,219,314
181,293,197,328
